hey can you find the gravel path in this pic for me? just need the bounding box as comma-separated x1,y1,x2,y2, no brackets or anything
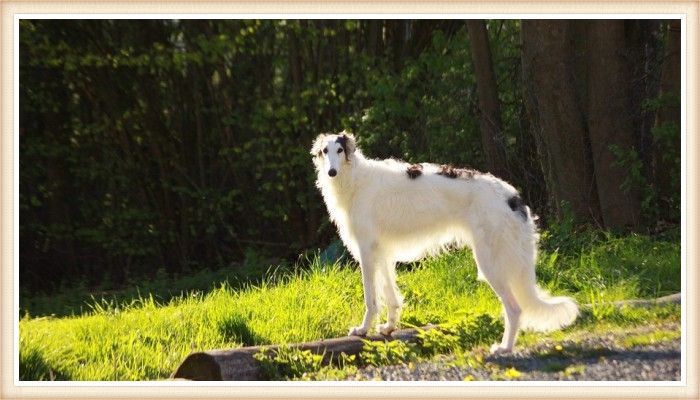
345,323,681,381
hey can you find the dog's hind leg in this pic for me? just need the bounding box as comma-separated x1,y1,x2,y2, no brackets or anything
472,242,522,354
349,249,380,336
487,282,521,354
376,260,403,336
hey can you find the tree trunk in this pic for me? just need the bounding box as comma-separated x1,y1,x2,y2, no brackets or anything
466,20,509,181
515,100,548,221
652,19,681,221
521,20,600,223
367,20,383,58
389,20,407,71
288,24,303,106
586,20,641,230
625,20,662,181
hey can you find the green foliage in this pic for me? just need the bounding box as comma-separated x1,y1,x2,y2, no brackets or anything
360,339,419,368
417,313,502,356
642,91,682,223
350,28,483,166
295,364,358,381
254,347,324,380
449,314,504,349
19,19,680,298
609,145,647,194
20,19,373,292
417,328,461,356
608,144,663,225
20,19,680,298
650,121,682,218
20,20,537,295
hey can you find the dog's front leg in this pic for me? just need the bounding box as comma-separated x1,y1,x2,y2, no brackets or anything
377,261,402,336
349,253,379,336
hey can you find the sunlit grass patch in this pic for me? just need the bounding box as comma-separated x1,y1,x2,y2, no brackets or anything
620,330,681,348
19,229,680,380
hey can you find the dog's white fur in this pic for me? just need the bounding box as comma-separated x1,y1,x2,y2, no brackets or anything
311,131,578,353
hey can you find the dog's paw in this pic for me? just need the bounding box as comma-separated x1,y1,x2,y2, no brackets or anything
489,343,512,355
348,326,368,336
377,323,397,336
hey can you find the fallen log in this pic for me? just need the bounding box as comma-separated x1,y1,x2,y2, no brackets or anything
171,325,436,380
171,292,681,380
589,292,681,309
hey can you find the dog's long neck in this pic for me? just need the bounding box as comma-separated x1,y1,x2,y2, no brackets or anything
318,151,366,220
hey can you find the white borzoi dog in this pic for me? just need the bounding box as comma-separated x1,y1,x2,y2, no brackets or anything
311,131,579,353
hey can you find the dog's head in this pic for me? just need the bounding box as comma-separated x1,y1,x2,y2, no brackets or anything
310,131,356,178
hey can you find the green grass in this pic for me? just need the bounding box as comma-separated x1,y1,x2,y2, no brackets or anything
19,228,680,381
620,330,681,348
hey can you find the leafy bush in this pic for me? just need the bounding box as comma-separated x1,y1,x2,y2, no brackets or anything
254,347,324,380
359,339,419,368
417,313,503,356
19,20,532,296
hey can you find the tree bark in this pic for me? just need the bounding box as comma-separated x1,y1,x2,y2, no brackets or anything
388,20,408,71
367,20,383,58
466,20,509,181
521,20,600,223
625,20,662,180
653,19,681,220
586,20,641,230
288,24,303,105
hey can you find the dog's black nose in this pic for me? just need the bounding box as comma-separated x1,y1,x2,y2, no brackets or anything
328,169,337,177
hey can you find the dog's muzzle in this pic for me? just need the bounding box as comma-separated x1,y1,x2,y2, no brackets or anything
328,169,337,177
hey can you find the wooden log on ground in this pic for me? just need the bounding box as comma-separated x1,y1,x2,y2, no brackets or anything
171,325,436,381
583,292,681,309
172,293,681,380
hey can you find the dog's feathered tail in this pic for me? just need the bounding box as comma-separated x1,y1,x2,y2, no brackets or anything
502,206,579,332
511,281,579,331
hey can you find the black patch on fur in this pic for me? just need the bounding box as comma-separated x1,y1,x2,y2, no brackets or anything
436,164,478,180
406,164,423,179
507,195,528,221
335,135,350,161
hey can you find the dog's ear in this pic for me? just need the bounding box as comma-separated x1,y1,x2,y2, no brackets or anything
310,134,326,157
339,130,356,155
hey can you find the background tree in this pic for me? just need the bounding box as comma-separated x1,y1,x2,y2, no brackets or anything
586,20,641,230
652,19,682,223
466,20,509,181
521,20,600,224
521,19,673,230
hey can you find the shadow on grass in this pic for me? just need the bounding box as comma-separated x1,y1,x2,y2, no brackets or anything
217,313,269,346
20,346,70,381
20,262,291,318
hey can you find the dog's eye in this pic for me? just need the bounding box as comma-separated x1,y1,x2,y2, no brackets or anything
323,148,328,154
337,148,344,154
